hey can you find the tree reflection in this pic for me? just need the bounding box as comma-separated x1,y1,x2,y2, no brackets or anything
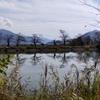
50,53,56,59
59,53,69,68
30,53,43,65
47,53,74,68
15,53,26,67
75,52,100,64
58,53,74,68
47,53,60,59
76,53,89,64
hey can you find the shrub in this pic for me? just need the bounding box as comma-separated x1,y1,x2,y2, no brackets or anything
84,45,90,50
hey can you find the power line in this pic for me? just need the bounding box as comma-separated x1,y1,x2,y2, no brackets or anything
12,21,94,31
11,17,96,29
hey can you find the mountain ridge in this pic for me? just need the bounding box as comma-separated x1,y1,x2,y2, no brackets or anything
81,30,100,39
0,29,51,45
0,29,100,46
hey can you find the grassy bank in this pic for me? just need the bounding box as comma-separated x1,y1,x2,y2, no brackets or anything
0,45,97,53
0,55,100,100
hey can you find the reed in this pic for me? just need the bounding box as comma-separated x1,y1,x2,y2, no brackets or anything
0,55,100,100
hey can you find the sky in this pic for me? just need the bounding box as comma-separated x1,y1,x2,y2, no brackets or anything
0,0,100,39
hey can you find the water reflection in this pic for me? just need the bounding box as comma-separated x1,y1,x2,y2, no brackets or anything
0,51,100,88
47,53,74,68
75,52,100,64
15,53,26,66
30,53,43,65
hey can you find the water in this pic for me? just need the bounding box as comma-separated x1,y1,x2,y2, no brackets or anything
1,51,100,88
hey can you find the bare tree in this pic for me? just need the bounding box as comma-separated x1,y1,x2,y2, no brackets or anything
75,33,82,38
79,0,100,27
84,36,93,45
59,30,69,46
95,32,100,44
31,34,42,46
3,34,14,46
78,0,100,46
53,39,57,46
14,33,26,47
70,34,83,46
79,0,100,11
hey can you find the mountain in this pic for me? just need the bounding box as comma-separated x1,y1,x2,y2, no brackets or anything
70,30,100,46
0,29,15,35
0,29,51,45
81,30,100,41
0,29,100,46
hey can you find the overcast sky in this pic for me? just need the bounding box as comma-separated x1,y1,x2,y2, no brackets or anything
0,0,100,39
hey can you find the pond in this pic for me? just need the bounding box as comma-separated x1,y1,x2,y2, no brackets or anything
1,51,100,89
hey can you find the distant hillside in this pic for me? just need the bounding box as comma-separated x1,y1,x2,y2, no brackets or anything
0,29,15,35
0,29,51,45
0,29,100,46
81,30,100,40
71,30,100,46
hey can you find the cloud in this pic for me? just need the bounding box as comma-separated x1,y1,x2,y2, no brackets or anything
0,0,100,39
0,17,13,27
0,0,98,22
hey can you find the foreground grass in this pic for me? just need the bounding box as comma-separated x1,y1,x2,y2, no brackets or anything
0,56,100,100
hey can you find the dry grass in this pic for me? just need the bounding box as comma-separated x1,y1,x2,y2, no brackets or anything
84,45,90,50
0,54,100,99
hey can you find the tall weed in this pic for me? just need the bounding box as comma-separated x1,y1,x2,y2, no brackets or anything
0,54,100,99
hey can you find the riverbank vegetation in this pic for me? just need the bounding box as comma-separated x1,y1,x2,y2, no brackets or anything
0,54,100,100
0,45,98,53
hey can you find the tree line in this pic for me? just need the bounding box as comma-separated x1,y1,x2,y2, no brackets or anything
0,32,42,47
0,30,100,47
